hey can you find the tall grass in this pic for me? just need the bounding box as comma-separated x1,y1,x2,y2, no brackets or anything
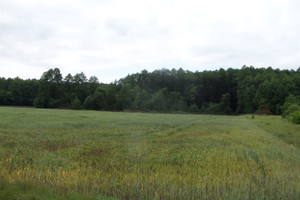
248,114,300,148
0,107,299,199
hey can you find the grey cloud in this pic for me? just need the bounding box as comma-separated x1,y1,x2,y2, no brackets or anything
105,17,170,42
105,18,134,36
1,0,300,82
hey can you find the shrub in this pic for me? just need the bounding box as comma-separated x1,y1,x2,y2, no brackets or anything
189,103,199,113
83,95,95,110
256,108,273,115
205,103,221,114
71,97,82,110
290,110,300,124
283,104,300,119
281,95,299,118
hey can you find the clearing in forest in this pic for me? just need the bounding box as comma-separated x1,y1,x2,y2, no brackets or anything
0,107,299,199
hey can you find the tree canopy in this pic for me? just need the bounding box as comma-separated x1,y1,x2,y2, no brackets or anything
0,66,299,115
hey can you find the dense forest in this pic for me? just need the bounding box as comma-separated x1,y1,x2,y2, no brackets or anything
1,66,300,121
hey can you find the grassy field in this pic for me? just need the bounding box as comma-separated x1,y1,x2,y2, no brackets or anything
0,107,299,199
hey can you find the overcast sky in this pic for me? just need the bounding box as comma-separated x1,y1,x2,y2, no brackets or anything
1,0,300,83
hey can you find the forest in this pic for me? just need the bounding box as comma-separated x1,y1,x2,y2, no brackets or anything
0,66,300,122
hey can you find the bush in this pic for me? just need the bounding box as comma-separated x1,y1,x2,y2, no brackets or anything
205,103,221,114
83,95,95,110
71,97,82,110
290,110,300,124
282,103,300,124
49,99,62,108
281,95,299,118
189,103,199,113
283,104,300,119
256,108,273,115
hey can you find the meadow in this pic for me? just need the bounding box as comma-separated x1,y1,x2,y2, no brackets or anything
0,107,299,199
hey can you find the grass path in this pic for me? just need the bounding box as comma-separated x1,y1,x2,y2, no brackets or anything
248,114,300,148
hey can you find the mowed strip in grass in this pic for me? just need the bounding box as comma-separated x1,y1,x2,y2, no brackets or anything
0,107,299,199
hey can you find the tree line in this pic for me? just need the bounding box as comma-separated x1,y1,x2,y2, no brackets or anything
1,66,300,117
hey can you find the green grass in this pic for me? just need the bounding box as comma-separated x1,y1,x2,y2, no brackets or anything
0,107,299,199
0,181,114,200
247,115,300,148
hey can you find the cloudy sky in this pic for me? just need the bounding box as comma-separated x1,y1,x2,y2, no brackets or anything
1,0,300,83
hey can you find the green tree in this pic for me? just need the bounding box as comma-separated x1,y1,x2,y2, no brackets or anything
71,97,82,110
116,84,134,110
34,68,63,108
219,93,232,114
73,72,89,103
0,90,13,105
132,87,150,111
88,76,100,94
84,86,107,110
